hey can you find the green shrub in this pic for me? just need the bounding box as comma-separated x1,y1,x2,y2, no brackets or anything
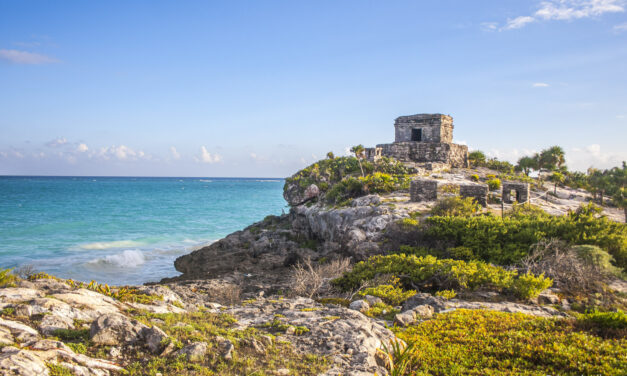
364,302,399,320
486,178,501,191
430,197,481,217
470,174,480,182
358,284,416,306
576,309,627,338
420,204,627,269
510,272,553,300
333,254,518,293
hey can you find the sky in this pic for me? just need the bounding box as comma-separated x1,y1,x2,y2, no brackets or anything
1,0,626,177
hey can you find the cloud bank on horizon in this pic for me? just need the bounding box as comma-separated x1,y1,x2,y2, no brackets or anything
0,0,625,177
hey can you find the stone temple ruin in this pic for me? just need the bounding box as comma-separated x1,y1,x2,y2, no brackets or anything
365,113,469,170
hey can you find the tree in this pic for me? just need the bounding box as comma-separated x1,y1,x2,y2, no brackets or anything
468,150,486,168
538,146,566,172
350,144,366,177
550,172,564,195
326,151,335,159
516,156,537,176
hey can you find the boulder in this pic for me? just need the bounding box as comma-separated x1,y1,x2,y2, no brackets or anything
413,304,434,319
349,300,370,313
363,295,383,306
39,314,74,336
216,336,234,360
537,290,560,305
90,313,147,346
393,310,416,327
175,342,207,362
141,326,168,354
402,293,447,312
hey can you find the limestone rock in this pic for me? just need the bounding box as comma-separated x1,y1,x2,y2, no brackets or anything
175,342,207,362
393,310,416,326
363,295,383,306
216,336,234,360
413,304,434,318
537,290,560,305
349,300,370,312
90,313,147,346
0,347,49,376
39,314,74,336
0,288,44,302
402,293,447,312
142,326,168,354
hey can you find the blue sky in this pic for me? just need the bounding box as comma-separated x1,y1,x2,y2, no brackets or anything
1,0,626,177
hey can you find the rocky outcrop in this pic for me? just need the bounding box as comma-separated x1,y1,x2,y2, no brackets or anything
226,297,395,376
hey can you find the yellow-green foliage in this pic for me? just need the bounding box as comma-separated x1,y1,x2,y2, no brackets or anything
393,309,626,375
510,272,553,300
429,196,481,217
421,204,627,269
435,289,456,299
357,284,416,306
326,172,411,204
364,302,399,320
332,254,550,299
0,268,18,288
47,363,73,376
487,178,501,190
470,174,480,182
316,298,350,307
65,279,162,304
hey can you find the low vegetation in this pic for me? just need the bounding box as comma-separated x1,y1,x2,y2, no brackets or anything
391,309,627,375
332,254,552,300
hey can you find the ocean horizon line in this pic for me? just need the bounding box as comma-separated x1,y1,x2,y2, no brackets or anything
0,175,285,179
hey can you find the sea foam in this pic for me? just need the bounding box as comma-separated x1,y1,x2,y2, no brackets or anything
89,249,146,267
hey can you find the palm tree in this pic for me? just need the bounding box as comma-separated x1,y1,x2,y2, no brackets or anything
350,144,366,177
538,146,566,171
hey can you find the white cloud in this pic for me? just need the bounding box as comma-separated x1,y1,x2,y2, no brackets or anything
504,16,536,30
0,49,59,64
196,146,222,164
533,82,550,87
45,138,68,147
91,145,147,161
614,22,627,31
499,0,625,30
568,143,627,171
169,146,181,160
481,22,498,31
617,114,626,119
77,143,89,152
536,0,624,21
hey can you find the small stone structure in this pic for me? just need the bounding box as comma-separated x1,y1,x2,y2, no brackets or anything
410,178,488,206
409,179,438,202
366,114,469,169
459,183,488,206
502,182,530,204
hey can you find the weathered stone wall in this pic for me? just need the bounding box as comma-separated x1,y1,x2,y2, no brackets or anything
459,183,488,206
410,179,438,202
375,142,468,168
502,182,530,204
394,114,453,143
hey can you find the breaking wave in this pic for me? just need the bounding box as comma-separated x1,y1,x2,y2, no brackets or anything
79,240,145,250
88,249,146,268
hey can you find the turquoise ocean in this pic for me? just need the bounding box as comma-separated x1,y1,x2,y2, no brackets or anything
0,176,286,285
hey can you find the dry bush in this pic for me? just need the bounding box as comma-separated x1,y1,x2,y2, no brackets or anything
289,257,351,298
14,264,36,279
520,239,607,292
